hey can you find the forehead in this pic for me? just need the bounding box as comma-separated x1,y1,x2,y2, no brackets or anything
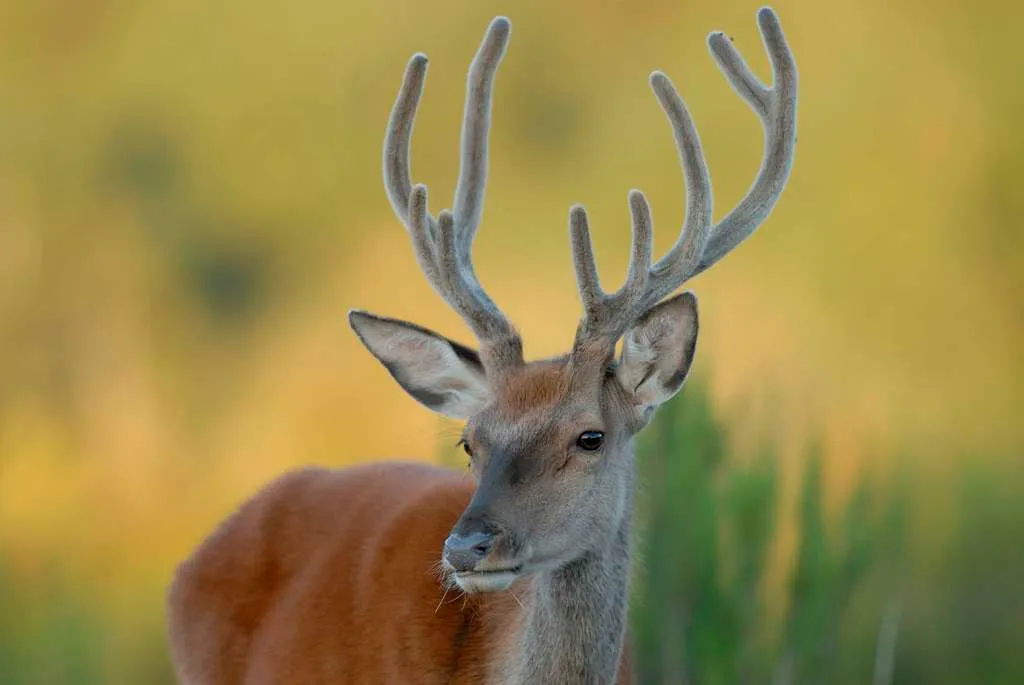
496,359,571,412
469,359,603,441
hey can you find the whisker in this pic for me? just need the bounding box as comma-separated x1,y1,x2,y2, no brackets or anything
434,585,452,615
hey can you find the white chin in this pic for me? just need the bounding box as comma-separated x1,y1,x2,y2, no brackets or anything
453,571,518,593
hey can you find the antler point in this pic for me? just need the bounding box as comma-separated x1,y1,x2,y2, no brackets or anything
757,7,782,33
707,31,730,51
649,71,677,101
486,16,512,46
410,184,429,206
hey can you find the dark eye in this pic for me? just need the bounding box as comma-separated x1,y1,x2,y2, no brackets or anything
457,439,473,458
576,431,604,451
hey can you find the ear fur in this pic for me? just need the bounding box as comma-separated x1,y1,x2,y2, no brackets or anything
616,291,699,424
349,310,490,419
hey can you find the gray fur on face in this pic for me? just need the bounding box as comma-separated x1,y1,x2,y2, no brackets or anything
355,6,798,682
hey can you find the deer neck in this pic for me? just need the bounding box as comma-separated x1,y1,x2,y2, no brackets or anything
494,472,634,685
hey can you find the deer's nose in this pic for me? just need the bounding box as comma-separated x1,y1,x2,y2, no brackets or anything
443,531,495,572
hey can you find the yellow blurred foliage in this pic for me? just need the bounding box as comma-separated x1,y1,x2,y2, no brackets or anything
0,0,1021,679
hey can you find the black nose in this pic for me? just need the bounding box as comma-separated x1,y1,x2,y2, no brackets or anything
443,531,495,572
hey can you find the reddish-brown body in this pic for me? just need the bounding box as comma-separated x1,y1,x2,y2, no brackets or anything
167,8,795,683
167,462,633,684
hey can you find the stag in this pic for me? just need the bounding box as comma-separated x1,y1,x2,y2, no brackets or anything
168,8,797,683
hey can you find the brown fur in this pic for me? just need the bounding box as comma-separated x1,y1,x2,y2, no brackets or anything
167,6,798,680
168,299,699,684
167,462,633,684
492,359,571,415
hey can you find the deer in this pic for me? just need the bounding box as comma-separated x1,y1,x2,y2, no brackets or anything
166,7,797,684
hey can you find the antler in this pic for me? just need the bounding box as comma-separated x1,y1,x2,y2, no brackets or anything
571,7,798,352
383,17,522,372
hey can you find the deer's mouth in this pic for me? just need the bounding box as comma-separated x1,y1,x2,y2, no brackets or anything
457,564,522,576
451,565,523,593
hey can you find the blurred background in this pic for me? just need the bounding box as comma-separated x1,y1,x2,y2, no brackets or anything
0,0,1020,682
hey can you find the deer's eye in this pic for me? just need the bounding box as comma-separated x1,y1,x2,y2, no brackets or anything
457,439,473,458
576,431,604,451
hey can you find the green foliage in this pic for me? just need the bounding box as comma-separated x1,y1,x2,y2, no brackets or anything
894,466,1024,685
0,1,1021,682
0,558,103,685
632,383,905,685
0,555,177,685
2,384,1020,684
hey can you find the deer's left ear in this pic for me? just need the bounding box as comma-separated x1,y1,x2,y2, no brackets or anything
616,291,699,425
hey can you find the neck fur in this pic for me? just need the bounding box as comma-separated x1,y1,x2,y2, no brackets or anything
493,473,634,684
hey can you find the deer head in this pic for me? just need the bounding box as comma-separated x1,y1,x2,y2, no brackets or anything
349,8,797,593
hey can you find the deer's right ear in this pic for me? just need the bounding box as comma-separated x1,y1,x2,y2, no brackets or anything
349,310,490,419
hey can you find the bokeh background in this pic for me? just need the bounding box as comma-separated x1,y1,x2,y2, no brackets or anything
0,0,1020,682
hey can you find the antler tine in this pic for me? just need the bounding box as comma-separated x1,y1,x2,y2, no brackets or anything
454,17,511,255
407,183,439,284
382,17,521,371
692,6,797,276
436,208,515,343
570,191,654,341
640,6,796,309
642,70,714,311
569,206,602,313
409,185,509,343
570,6,797,356
383,53,430,231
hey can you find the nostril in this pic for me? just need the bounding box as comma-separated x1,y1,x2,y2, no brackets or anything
444,531,497,571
